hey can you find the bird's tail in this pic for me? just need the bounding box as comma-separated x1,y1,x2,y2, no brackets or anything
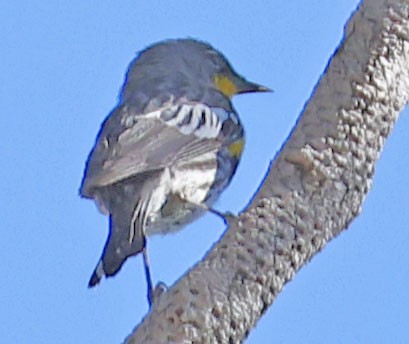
88,260,105,287
88,211,146,287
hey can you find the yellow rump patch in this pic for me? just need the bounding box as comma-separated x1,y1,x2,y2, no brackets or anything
228,138,245,158
214,75,238,98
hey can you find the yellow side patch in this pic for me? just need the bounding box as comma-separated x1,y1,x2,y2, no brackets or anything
214,75,237,98
228,138,245,158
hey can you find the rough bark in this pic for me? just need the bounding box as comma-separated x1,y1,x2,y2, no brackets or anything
124,0,409,342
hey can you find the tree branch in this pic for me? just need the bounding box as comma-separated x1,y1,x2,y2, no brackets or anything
124,0,409,342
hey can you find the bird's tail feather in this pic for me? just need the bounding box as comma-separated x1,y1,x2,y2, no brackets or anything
88,260,105,287
88,208,146,287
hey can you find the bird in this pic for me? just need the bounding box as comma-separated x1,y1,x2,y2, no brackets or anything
79,38,270,304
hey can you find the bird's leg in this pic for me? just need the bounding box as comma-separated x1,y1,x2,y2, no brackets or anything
180,197,238,226
207,207,237,225
142,245,154,307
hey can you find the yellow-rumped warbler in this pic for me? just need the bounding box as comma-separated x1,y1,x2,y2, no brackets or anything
80,38,270,303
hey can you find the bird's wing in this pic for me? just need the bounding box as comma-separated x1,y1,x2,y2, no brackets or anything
80,103,228,198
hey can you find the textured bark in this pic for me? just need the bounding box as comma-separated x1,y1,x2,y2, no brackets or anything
124,0,409,343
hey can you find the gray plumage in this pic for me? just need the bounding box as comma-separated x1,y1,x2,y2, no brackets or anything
80,38,270,295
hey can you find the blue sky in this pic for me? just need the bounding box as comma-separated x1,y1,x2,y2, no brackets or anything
2,1,409,343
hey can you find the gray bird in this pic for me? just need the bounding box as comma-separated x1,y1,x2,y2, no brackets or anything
80,38,270,304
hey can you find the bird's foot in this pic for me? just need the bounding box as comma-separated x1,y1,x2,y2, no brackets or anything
207,208,238,226
148,281,168,307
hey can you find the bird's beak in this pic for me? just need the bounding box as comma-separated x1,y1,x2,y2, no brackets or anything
214,74,272,98
235,76,272,94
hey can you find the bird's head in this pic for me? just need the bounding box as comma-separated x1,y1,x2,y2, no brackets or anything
120,38,271,106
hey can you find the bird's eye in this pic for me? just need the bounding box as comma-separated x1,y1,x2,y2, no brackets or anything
207,51,225,71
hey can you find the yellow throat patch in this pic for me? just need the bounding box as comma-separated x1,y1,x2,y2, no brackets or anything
214,75,237,98
228,138,245,158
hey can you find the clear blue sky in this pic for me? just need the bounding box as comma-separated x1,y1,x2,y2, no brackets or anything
2,1,409,343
